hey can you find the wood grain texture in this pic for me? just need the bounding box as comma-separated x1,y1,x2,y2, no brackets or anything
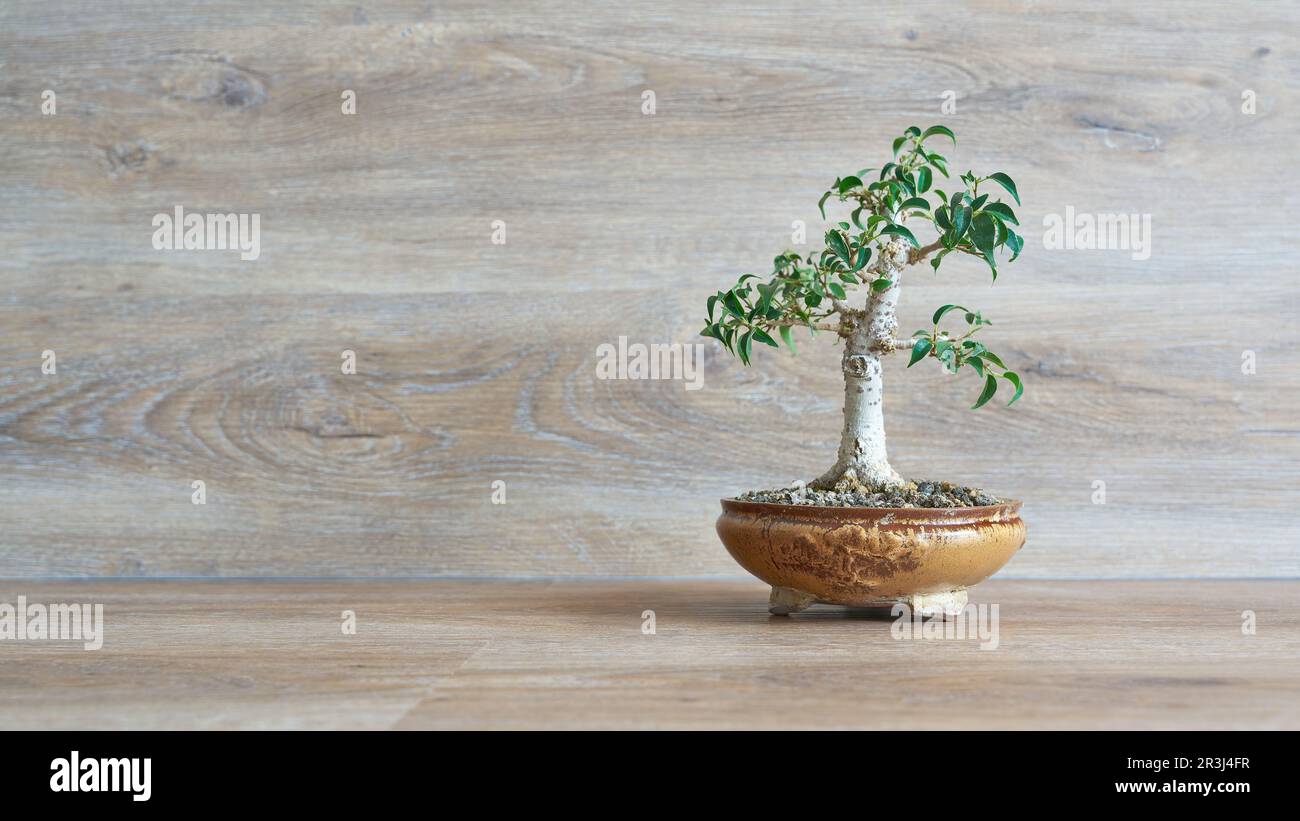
0,579,1295,729
1,1,1297,577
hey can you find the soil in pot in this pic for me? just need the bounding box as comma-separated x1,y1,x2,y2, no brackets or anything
738,477,1004,509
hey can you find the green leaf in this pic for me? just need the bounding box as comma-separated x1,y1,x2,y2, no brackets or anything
935,342,957,373
852,245,872,271
972,374,998,409
982,202,1019,225
892,136,908,156
934,206,952,231
779,324,796,354
1002,371,1024,405
827,281,847,300
897,172,916,197
916,167,932,193
986,172,1020,205
826,230,851,263
951,205,971,239
706,294,718,321
871,277,893,292
722,291,746,319
838,175,863,194
968,356,984,377
881,224,919,248
977,350,1006,369
971,212,997,253
932,303,967,324
1006,230,1024,261
752,328,779,348
899,197,931,212
921,125,956,144
908,337,932,367
818,190,833,220
739,330,753,365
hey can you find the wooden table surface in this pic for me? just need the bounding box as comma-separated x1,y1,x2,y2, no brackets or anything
1,579,1295,729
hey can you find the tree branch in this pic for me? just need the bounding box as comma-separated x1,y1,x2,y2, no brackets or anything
883,337,927,351
770,318,839,332
908,239,946,265
829,298,867,324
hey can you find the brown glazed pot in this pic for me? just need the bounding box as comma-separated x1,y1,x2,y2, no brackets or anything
717,498,1025,616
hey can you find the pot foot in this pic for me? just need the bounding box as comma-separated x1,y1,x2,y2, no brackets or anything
769,586,817,615
904,589,968,621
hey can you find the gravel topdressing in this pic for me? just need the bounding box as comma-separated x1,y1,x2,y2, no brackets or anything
738,479,1004,509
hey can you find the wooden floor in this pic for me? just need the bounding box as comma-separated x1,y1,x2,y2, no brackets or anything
0,579,1295,729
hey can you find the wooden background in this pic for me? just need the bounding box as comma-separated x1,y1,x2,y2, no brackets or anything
1,1,1296,578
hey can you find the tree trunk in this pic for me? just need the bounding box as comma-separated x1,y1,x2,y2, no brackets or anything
812,240,910,490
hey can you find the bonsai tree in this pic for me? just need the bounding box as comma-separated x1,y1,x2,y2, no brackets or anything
701,125,1024,492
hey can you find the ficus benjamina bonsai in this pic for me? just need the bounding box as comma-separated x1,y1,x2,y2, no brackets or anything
700,125,1024,492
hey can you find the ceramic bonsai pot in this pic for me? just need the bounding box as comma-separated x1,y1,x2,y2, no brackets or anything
717,498,1025,617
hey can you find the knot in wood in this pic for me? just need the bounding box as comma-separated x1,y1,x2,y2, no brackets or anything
882,238,911,269
843,354,870,377
869,337,898,355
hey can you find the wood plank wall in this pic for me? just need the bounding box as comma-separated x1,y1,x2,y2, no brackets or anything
1,1,1296,576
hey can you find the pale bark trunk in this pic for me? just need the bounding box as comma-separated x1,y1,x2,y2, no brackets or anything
812,240,910,490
